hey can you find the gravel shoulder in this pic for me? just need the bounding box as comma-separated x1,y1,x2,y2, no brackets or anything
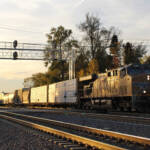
0,118,64,150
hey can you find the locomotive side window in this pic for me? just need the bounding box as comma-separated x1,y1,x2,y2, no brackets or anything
113,70,115,76
113,70,118,76
120,68,126,77
107,72,111,77
115,70,118,76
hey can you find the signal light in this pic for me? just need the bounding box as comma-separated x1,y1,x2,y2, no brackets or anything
111,35,118,44
13,51,18,60
13,40,18,49
147,75,150,80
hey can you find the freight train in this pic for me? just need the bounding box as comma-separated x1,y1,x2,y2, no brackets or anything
1,64,150,112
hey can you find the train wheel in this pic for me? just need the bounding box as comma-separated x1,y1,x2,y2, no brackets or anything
136,107,145,113
116,107,121,112
127,107,132,112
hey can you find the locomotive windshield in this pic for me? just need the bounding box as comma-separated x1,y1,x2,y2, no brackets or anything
127,64,150,75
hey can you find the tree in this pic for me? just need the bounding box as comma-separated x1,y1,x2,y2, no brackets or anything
75,46,89,77
88,59,99,74
45,26,73,81
24,77,34,88
24,68,63,87
79,13,120,72
46,25,72,60
78,69,86,77
123,42,146,65
141,55,150,64
29,73,49,87
79,13,100,59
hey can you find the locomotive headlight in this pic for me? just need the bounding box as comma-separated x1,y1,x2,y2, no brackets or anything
147,75,150,80
143,90,147,94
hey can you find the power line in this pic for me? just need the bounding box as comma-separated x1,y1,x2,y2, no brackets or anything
0,26,45,34
0,24,150,44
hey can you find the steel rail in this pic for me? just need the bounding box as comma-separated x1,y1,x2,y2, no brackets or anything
2,111,150,146
30,109,150,125
78,112,150,124
0,114,124,150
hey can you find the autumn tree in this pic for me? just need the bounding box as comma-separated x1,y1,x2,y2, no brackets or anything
142,56,150,64
88,59,99,74
75,46,89,77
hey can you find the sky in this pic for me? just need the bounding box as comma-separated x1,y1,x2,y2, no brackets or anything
0,0,150,92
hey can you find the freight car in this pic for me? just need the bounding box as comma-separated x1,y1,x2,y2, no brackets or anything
3,93,15,104
13,88,30,104
21,79,77,107
3,64,150,112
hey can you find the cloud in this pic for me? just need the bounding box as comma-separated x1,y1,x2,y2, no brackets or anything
74,0,86,8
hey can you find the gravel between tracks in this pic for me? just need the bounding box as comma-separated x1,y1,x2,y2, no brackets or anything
13,110,150,138
0,118,65,150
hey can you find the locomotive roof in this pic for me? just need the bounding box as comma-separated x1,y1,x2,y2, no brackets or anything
79,74,97,82
106,64,132,72
106,64,150,75
106,64,150,72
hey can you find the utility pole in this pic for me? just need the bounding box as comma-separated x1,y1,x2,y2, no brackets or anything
69,48,76,80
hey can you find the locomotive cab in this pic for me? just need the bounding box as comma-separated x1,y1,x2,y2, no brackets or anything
126,64,150,112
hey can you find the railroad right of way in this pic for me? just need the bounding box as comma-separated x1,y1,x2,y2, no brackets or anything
1,111,150,150
8,108,150,138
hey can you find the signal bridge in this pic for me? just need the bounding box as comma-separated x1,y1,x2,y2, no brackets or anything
0,41,47,60
0,41,76,79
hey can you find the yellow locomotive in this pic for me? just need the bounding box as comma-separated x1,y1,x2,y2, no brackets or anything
79,64,150,112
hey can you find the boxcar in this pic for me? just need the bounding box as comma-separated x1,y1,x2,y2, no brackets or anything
48,79,77,106
30,85,47,104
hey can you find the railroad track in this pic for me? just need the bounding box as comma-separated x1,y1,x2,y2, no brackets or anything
77,112,150,125
0,111,150,150
14,108,150,125
1,106,150,125
36,109,150,125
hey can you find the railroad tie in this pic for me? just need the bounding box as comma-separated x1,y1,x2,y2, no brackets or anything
53,139,67,144
48,138,58,142
69,147,87,150
64,144,83,148
58,142,72,146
